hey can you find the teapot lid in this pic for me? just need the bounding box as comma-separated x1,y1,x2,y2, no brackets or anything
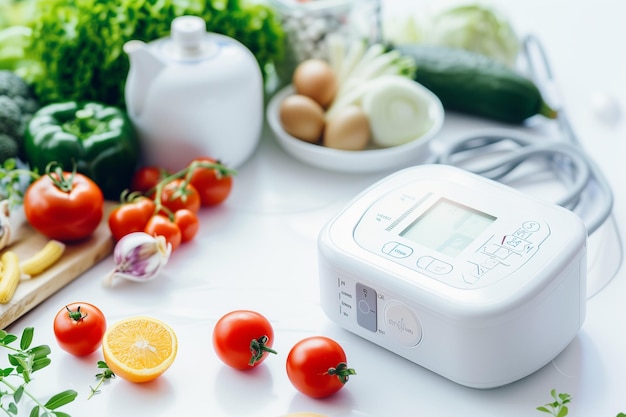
161,15,217,61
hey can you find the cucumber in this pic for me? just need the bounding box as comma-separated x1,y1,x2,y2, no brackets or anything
395,44,557,124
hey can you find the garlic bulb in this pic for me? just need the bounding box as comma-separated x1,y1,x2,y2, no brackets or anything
0,200,28,251
0,200,12,250
104,232,171,286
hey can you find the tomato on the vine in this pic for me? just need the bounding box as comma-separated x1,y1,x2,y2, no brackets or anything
188,157,233,206
212,310,277,370
144,214,182,251
286,336,356,398
108,196,156,242
160,179,201,214
53,302,107,356
131,166,167,193
174,209,200,243
24,167,104,242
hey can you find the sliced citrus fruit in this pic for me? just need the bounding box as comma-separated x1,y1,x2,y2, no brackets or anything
102,316,178,383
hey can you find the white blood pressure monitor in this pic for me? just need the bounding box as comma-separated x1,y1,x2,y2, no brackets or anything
318,164,587,389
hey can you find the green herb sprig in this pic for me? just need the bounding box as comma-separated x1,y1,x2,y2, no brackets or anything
536,389,624,417
0,158,38,209
88,361,115,400
537,389,571,416
0,327,76,416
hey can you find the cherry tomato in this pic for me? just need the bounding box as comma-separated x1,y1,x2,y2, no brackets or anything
174,209,200,243
212,310,277,370
144,214,182,251
24,169,104,242
160,179,201,214
188,157,233,206
131,166,167,193
53,302,107,356
108,197,156,241
286,336,356,398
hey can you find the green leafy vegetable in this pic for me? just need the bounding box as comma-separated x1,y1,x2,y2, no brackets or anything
426,3,520,67
12,0,284,107
0,327,77,416
0,26,32,71
383,3,519,68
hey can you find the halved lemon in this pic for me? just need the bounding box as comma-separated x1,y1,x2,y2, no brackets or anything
102,316,178,383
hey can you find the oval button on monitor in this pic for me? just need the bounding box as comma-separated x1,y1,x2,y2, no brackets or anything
358,299,371,314
384,301,422,347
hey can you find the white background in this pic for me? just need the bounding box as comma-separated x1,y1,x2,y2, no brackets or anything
6,0,626,416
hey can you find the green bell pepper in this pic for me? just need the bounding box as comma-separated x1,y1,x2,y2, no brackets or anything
24,101,141,199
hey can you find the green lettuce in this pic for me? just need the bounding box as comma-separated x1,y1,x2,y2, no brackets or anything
14,0,284,107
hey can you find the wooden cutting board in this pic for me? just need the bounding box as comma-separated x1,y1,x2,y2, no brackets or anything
0,203,116,329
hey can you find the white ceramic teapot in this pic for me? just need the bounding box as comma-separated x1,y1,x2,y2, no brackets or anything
124,15,263,171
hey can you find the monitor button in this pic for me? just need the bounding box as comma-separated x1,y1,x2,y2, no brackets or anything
384,301,422,347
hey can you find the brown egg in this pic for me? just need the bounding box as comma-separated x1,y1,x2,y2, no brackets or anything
323,105,371,151
292,59,338,108
279,94,326,143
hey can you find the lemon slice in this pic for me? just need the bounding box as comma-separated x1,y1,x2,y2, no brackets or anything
102,316,177,383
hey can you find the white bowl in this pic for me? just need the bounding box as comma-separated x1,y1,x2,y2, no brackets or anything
266,84,445,173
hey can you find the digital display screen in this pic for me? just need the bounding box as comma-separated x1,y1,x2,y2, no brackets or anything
400,199,496,257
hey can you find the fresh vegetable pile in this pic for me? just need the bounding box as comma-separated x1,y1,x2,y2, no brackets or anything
279,38,432,151
0,1,584,416
108,157,235,252
0,0,284,108
0,151,235,300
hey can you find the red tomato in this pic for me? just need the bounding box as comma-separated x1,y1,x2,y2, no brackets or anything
160,179,201,214
174,209,200,243
212,310,277,370
108,197,156,241
24,170,104,242
144,214,182,251
188,157,233,206
53,302,107,356
286,336,356,398
131,166,167,193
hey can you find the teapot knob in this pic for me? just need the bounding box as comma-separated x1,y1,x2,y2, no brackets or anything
171,15,205,53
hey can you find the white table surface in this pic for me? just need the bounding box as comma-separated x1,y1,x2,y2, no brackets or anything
6,1,626,416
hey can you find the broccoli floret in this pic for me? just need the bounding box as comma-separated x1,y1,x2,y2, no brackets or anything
0,70,30,98
12,95,38,114
0,95,22,138
0,71,38,158
0,133,18,163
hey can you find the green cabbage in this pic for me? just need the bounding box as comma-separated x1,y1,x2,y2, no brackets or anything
427,3,520,67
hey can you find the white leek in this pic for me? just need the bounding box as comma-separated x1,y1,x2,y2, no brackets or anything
325,41,416,120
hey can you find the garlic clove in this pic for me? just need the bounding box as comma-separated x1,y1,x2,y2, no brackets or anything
104,232,171,287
